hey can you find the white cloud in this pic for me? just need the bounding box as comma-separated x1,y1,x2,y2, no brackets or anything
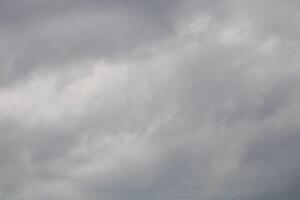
0,1,300,200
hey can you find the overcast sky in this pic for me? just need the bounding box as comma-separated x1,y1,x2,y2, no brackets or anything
0,0,300,199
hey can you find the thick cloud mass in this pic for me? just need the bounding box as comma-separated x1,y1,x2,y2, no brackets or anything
0,0,300,200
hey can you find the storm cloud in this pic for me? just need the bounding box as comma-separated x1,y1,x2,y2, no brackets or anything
0,0,300,200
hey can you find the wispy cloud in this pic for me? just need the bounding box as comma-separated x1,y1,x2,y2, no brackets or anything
0,1,299,200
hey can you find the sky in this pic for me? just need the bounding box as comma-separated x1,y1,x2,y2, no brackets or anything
0,0,300,199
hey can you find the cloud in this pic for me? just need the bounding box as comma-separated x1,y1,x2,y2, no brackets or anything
0,0,300,200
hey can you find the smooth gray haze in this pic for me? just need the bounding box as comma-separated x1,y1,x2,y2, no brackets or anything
0,0,300,199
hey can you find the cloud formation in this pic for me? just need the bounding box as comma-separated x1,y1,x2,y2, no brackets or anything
0,0,300,200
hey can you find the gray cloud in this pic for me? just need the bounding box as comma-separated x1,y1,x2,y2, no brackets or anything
0,0,300,200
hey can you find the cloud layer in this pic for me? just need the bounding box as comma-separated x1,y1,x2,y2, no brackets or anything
0,0,300,200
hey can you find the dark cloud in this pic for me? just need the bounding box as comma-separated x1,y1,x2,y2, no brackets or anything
0,0,184,85
0,0,300,200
